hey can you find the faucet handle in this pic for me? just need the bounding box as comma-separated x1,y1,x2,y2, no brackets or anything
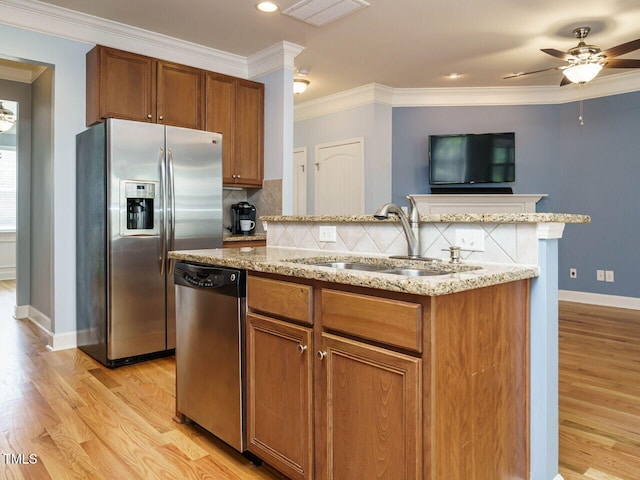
405,195,420,223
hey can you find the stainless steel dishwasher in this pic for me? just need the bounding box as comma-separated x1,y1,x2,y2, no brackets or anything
174,262,246,451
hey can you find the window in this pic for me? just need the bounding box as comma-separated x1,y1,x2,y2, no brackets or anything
0,99,17,232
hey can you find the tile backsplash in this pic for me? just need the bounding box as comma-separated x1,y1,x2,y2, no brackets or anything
223,179,282,234
266,220,539,266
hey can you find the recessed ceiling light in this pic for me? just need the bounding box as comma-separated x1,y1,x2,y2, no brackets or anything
447,73,461,79
256,1,279,13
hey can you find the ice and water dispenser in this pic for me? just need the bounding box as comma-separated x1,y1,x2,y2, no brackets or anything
120,181,159,236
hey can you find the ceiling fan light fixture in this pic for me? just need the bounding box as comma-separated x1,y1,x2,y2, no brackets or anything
293,79,310,94
563,62,603,84
0,102,16,133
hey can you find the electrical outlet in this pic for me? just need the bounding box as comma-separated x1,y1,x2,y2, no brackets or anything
605,270,615,282
455,228,485,252
569,268,577,279
596,270,605,281
319,225,337,243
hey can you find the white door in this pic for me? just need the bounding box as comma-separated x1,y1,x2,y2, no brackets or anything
293,147,307,215
314,138,364,215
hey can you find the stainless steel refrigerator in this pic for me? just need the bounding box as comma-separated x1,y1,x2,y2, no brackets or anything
76,118,222,367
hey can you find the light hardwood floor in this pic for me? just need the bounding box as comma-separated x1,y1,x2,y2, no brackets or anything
0,280,284,480
558,301,640,480
2,281,639,479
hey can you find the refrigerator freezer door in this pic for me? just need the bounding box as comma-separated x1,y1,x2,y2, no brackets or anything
165,126,223,349
108,119,167,360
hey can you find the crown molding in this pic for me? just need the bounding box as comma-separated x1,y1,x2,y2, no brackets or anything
295,83,394,121
248,41,305,80
0,0,249,78
295,70,640,121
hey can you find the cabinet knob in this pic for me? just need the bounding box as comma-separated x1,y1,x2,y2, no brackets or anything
316,351,327,360
297,344,308,354
236,174,241,179
147,114,152,119
232,174,236,179
159,115,164,121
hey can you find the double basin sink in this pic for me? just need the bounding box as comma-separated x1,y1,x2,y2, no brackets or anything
290,257,481,277
313,261,445,277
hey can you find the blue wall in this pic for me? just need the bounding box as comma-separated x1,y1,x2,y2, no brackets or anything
391,91,640,297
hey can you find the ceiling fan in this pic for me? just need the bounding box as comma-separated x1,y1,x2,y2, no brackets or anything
504,27,640,85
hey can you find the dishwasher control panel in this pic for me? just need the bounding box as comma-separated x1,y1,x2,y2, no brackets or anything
174,263,245,296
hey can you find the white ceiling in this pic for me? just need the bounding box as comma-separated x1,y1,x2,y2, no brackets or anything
19,0,640,101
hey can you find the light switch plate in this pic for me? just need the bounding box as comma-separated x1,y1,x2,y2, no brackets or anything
455,228,485,252
319,225,337,243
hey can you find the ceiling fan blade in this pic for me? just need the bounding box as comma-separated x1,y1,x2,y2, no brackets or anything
503,66,564,79
603,58,640,68
560,76,572,86
600,38,640,58
541,48,577,62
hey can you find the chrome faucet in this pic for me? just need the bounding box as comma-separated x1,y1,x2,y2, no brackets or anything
374,195,421,258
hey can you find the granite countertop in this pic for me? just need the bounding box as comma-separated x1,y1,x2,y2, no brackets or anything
169,246,538,296
223,233,267,242
260,213,590,224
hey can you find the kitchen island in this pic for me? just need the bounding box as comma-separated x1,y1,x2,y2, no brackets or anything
170,212,589,480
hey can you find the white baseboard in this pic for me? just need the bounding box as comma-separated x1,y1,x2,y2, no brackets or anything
0,266,16,280
559,290,640,310
17,305,77,351
14,304,29,319
46,330,77,352
28,305,52,332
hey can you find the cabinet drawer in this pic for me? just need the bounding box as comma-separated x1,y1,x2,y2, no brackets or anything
321,289,422,352
248,275,312,325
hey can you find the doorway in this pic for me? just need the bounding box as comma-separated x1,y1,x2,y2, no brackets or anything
0,99,17,285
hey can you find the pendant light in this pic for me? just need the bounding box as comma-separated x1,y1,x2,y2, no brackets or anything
293,79,310,94
0,102,16,133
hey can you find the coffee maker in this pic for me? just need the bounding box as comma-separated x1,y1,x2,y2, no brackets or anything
231,201,257,235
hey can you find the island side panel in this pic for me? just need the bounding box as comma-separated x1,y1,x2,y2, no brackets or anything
431,280,530,480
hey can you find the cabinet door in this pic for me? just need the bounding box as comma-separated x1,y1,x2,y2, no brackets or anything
204,72,236,185
234,79,264,187
247,313,313,480
157,61,204,129
88,46,156,125
318,333,422,480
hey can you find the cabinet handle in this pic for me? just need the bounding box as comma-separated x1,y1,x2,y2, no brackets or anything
232,174,236,179
147,114,152,119
297,344,308,354
159,115,164,121
236,175,241,179
316,351,327,360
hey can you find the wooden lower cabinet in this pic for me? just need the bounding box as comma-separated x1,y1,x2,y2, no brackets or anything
317,333,422,480
246,313,313,480
246,274,529,480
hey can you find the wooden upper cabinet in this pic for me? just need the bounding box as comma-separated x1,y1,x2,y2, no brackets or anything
205,72,236,185
86,46,156,125
87,45,264,187
86,45,204,129
157,61,203,130
205,73,264,187
234,79,264,187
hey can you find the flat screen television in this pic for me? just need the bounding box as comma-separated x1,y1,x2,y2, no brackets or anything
428,132,515,185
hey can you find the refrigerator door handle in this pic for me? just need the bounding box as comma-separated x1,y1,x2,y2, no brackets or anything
159,147,167,276
168,148,177,274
